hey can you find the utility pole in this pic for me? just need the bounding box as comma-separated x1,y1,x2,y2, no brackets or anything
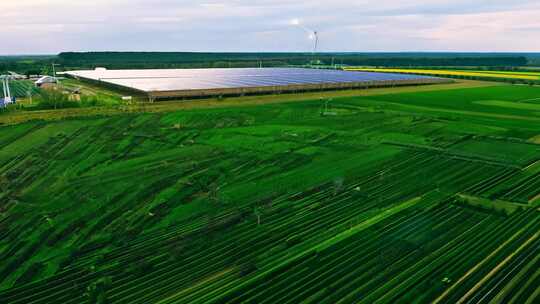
28,89,33,105
52,63,61,84
325,99,329,113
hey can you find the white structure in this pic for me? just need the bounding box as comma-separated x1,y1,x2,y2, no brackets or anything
1,75,14,105
311,31,319,55
8,71,25,80
35,76,58,87
291,19,319,55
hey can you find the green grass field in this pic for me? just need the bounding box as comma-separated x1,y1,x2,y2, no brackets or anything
0,81,40,99
0,82,539,303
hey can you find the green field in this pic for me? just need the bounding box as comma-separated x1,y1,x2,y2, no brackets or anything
0,83,539,303
0,81,39,99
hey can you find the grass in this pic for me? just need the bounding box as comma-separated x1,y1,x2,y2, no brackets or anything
0,79,493,125
456,194,527,215
449,138,539,165
1,78,124,114
0,82,539,304
473,100,540,111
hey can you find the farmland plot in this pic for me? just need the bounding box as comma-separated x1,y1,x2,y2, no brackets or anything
0,84,539,303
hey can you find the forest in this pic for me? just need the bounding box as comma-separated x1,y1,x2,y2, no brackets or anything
0,52,534,75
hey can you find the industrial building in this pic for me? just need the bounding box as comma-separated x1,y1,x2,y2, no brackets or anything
35,76,58,88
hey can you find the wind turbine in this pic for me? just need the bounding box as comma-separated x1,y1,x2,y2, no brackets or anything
291,19,319,56
312,31,319,55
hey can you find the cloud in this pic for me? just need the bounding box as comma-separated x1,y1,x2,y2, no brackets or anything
0,0,539,53
416,7,540,51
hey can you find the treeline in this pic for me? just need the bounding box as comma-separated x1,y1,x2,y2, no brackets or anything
0,52,533,75
57,52,528,69
0,55,56,76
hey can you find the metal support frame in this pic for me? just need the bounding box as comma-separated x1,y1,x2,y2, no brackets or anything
2,79,6,98
1,76,13,104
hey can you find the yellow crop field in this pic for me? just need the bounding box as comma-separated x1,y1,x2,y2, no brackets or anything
470,70,540,77
345,68,540,81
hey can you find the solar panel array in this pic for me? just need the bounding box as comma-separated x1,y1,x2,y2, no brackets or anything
65,68,437,93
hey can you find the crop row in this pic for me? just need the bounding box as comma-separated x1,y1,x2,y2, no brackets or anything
211,204,540,304
0,149,517,303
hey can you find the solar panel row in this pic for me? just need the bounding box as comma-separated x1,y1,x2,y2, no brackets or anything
65,68,438,93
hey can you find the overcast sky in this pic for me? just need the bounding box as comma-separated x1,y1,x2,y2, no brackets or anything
1,0,540,54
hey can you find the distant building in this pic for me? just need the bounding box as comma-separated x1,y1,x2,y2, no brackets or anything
35,76,58,88
8,71,26,80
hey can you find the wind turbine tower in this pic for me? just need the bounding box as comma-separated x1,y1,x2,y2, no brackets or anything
312,31,319,55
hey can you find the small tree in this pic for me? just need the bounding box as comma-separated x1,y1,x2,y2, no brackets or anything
85,277,112,304
333,178,344,196
253,206,262,226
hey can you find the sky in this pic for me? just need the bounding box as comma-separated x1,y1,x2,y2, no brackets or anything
1,0,540,54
